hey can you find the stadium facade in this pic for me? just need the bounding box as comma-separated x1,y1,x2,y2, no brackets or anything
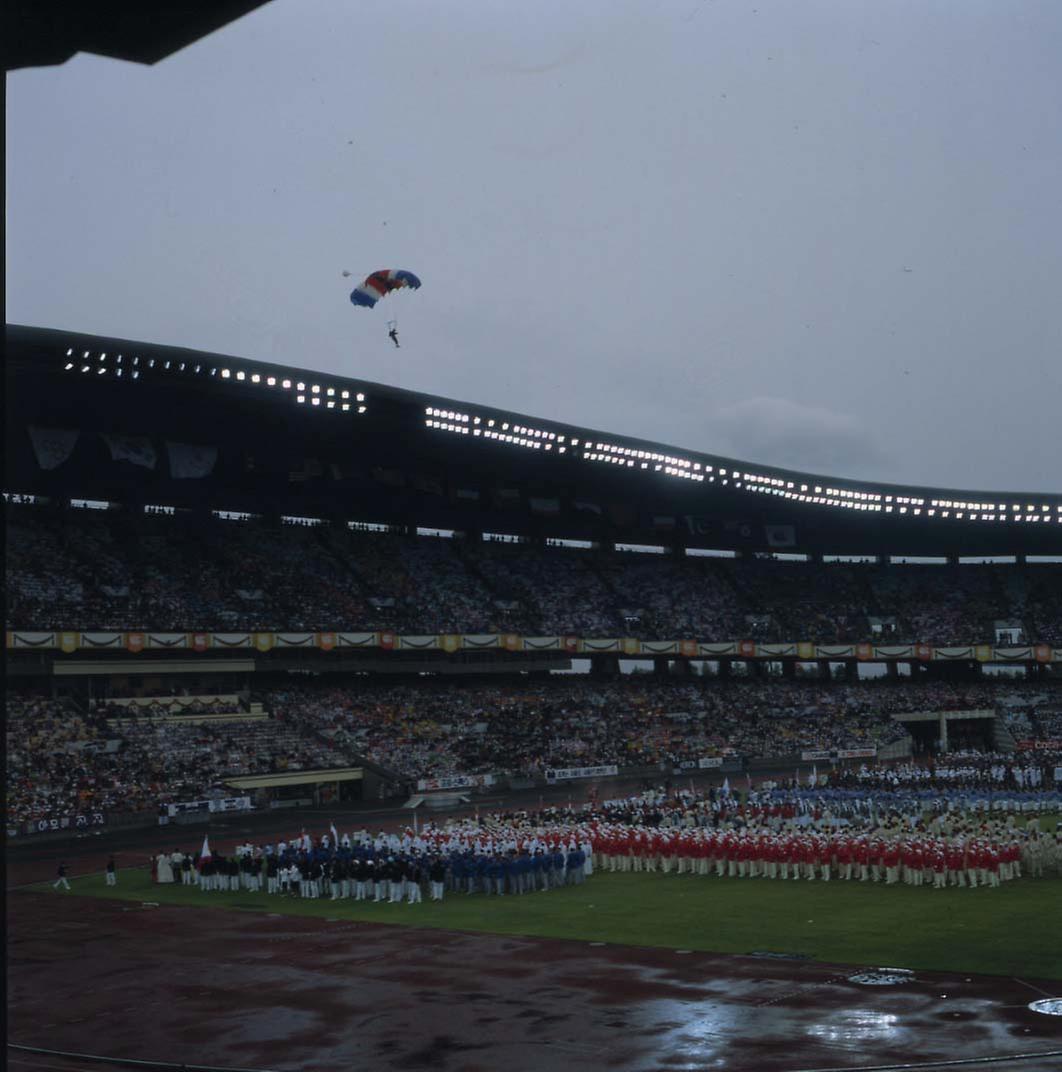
8,325,1062,558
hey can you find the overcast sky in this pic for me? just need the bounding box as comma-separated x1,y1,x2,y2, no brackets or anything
7,0,1061,493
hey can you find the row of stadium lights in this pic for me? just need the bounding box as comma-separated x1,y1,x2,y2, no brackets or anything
424,402,1062,524
60,347,1058,524
424,408,569,452
742,480,1060,521
62,349,367,413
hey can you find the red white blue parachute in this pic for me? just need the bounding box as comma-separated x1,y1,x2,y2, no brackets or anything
346,268,422,309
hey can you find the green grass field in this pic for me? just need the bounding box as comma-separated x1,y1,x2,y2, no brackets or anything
46,868,1062,981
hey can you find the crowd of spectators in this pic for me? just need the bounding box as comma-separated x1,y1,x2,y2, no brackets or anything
8,679,1060,827
268,677,1060,782
7,502,1061,643
5,692,356,827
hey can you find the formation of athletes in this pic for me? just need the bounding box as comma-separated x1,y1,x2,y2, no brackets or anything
147,780,1061,904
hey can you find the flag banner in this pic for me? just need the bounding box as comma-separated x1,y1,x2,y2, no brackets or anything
494,489,521,508
80,632,124,649
288,458,324,483
275,633,316,648
582,638,621,652
397,635,439,650
166,441,218,479
145,633,188,648
758,644,798,657
573,500,602,515
416,774,495,791
529,497,560,515
7,632,57,648
412,475,444,495
335,633,376,648
462,635,502,649
523,636,562,650
200,834,212,860
652,515,677,530
102,434,157,469
544,765,618,782
801,748,877,761
816,645,856,658
455,487,480,501
675,756,725,771
28,426,80,470
21,812,105,836
371,466,406,487
698,643,739,656
765,524,797,548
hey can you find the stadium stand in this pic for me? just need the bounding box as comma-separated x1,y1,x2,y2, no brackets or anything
7,501,1062,642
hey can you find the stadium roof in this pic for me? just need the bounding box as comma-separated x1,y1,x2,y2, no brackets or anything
5,0,272,71
6,324,1062,558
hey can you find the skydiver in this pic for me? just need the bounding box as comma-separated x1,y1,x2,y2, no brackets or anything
388,327,400,348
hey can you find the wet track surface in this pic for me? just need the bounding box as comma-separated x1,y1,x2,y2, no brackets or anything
8,891,1062,1072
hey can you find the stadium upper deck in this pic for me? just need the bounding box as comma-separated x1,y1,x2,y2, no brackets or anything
6,324,1062,559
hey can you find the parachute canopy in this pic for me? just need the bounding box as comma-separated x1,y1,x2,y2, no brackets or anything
349,269,421,309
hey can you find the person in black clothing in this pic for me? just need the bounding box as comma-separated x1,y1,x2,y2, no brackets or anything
105,855,117,886
53,862,71,891
330,857,346,901
429,857,446,901
388,327,400,348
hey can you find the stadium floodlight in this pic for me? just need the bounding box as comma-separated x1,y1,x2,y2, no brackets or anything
64,362,74,370
341,403,350,411
312,385,321,394
282,379,291,389
66,348,74,356
326,387,335,397
297,382,306,391
235,371,245,381
221,369,230,378
251,373,261,383
266,376,275,386
356,393,365,402
80,365,90,373
297,394,305,403
132,370,139,380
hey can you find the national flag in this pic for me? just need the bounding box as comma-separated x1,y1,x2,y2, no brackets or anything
721,777,730,796
765,524,797,548
330,821,339,846
808,764,817,786
199,834,212,862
